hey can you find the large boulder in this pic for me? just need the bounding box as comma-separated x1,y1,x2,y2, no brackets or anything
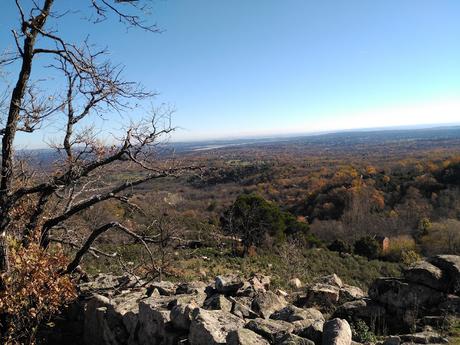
297,284,340,311
368,277,444,311
403,261,445,291
215,275,244,295
203,294,232,312
175,281,208,295
252,291,288,319
83,290,144,345
292,319,324,345
322,318,352,345
428,255,460,294
226,329,270,345
188,308,245,345
338,285,365,304
270,305,324,323
148,281,177,296
245,318,295,344
333,299,386,325
229,296,259,319
137,295,177,345
170,301,199,331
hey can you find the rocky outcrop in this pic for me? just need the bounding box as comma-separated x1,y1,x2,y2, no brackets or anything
295,277,364,313
74,273,328,345
428,255,460,294
54,256,460,345
403,260,445,291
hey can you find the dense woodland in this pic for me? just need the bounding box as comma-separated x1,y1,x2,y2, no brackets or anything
59,127,460,274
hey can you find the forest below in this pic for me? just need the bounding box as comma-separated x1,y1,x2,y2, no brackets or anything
45,126,460,288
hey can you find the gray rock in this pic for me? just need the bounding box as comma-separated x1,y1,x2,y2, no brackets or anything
322,318,352,345
170,301,198,331
80,274,143,297
429,255,460,294
297,284,340,311
292,319,324,345
404,260,445,291
83,291,144,345
270,305,324,323
277,333,315,345
229,296,259,319
215,275,244,295
148,281,177,296
252,291,288,319
338,285,365,304
245,318,295,344
137,295,174,345
189,308,245,345
368,278,444,310
203,294,232,312
176,281,208,295
226,329,270,345
333,298,386,324
314,274,343,288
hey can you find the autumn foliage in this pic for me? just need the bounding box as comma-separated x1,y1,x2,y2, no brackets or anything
0,240,76,345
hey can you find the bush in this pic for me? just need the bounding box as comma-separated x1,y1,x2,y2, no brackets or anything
383,235,418,263
221,193,318,254
354,236,380,260
351,319,377,343
221,193,286,253
328,239,351,253
0,240,76,344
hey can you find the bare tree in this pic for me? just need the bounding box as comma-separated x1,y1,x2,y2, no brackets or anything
0,1,190,275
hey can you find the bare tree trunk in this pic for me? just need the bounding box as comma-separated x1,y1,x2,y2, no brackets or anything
0,234,9,275
0,0,54,273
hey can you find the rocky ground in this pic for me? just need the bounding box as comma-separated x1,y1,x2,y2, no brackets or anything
44,255,460,345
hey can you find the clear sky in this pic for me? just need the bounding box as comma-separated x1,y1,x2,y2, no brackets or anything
1,1,460,145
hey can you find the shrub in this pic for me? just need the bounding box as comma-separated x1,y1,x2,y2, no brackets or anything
354,236,380,260
221,193,286,253
351,319,377,343
0,240,76,344
328,239,351,253
383,235,418,263
401,250,421,266
221,193,317,254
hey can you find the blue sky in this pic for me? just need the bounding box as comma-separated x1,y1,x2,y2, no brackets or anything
1,1,460,146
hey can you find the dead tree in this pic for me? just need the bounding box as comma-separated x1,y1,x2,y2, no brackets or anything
0,1,190,274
